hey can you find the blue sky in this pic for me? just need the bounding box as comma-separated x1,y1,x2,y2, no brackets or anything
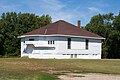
0,0,120,26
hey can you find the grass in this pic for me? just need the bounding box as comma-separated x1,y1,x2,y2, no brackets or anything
0,71,57,80
0,58,120,79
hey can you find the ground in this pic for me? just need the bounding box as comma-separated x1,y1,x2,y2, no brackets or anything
0,58,120,80
59,73,120,80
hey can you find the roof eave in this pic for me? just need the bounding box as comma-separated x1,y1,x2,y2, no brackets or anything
18,34,105,40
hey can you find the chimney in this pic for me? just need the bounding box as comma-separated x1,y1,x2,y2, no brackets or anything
78,20,81,28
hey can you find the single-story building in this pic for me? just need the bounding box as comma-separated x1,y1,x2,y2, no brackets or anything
18,20,105,59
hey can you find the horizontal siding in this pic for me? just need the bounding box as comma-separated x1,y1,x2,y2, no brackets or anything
21,36,102,59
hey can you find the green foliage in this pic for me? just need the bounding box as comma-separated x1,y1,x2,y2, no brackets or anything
37,73,58,80
85,12,120,58
0,71,57,80
0,12,52,57
113,12,120,31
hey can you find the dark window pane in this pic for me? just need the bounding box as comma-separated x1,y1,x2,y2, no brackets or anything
50,41,52,44
29,39,34,41
48,41,50,44
86,39,89,49
68,38,71,49
53,41,54,44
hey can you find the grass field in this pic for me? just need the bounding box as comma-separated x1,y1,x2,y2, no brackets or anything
0,58,120,80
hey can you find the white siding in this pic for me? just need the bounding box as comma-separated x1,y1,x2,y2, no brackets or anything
56,37,67,50
21,36,102,59
89,39,101,59
71,38,85,49
21,38,28,57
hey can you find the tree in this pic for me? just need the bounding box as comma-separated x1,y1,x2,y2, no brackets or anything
108,12,120,58
85,13,114,58
0,12,52,57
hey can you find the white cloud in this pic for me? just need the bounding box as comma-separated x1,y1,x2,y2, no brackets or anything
51,12,76,22
0,0,94,26
88,7,101,13
0,0,110,26
40,0,65,11
30,0,84,23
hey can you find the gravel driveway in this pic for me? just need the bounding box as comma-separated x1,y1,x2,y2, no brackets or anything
58,73,120,80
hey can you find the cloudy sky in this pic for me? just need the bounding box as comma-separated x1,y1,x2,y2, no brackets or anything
0,0,120,26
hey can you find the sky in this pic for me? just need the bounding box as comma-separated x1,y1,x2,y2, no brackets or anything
0,0,120,26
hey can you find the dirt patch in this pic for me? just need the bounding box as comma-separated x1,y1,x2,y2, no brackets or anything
58,73,120,80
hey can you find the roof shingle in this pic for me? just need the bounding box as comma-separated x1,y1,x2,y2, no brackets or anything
23,20,104,39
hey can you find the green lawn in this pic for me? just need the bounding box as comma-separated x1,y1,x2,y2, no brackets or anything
0,58,120,80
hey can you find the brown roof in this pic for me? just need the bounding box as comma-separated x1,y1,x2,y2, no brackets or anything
23,20,104,39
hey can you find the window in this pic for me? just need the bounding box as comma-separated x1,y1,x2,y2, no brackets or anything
48,41,50,44
51,41,53,44
93,54,97,56
53,41,54,44
48,40,55,44
75,54,77,58
86,39,89,50
68,38,71,49
29,39,34,41
71,54,73,58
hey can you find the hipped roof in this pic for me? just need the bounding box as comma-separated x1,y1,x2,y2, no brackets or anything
20,20,104,39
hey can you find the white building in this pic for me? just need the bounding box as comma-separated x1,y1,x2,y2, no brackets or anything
18,20,105,59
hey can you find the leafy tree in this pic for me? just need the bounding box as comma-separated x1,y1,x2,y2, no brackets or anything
85,13,114,58
85,12,120,58
85,13,114,37
108,12,120,58
0,12,52,57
